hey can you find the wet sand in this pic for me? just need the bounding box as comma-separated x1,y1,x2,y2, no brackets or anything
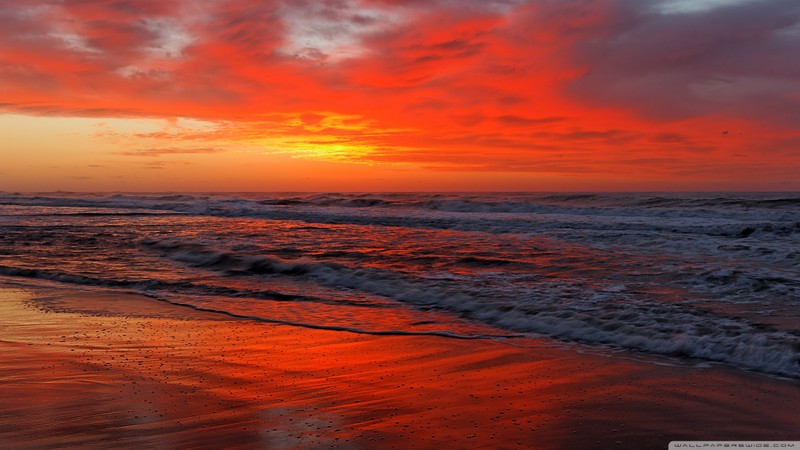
1,284,798,449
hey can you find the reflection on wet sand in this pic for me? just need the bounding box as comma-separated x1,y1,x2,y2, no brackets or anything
1,287,798,449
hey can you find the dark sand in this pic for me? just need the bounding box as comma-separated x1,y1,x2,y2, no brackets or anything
1,284,798,449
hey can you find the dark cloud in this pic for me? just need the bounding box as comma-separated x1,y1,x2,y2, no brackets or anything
118,147,226,157
563,0,800,125
495,115,565,127
0,102,146,117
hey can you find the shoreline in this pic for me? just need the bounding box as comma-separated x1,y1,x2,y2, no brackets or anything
1,283,799,449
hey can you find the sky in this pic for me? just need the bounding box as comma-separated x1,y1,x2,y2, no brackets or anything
0,0,798,192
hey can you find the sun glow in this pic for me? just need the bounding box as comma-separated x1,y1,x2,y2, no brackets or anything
291,143,376,161
0,0,798,191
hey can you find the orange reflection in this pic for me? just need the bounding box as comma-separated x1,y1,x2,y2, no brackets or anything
2,287,798,448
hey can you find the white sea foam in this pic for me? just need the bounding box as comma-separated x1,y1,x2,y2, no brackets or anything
2,192,799,377
139,237,800,378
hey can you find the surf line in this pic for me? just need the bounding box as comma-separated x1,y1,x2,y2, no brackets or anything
144,293,523,342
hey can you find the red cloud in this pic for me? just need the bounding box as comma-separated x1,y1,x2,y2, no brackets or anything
0,0,798,187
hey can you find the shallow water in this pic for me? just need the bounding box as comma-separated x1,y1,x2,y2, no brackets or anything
1,192,798,377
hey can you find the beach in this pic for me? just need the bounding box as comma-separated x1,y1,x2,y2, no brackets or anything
3,0,800,445
2,283,798,449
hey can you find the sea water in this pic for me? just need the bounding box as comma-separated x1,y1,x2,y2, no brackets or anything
1,192,798,377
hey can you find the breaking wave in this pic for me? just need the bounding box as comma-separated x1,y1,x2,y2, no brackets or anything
140,237,800,378
3,191,800,378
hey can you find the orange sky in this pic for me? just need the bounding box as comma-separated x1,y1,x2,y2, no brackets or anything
1,0,798,191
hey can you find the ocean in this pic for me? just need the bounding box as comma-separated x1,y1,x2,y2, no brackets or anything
1,192,798,378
